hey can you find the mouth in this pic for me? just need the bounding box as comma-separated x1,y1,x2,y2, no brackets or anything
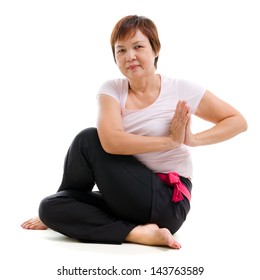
128,64,139,70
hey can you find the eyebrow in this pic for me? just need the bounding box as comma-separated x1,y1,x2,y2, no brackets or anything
115,40,146,49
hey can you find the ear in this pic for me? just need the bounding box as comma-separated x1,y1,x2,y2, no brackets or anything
154,51,160,59
154,51,159,57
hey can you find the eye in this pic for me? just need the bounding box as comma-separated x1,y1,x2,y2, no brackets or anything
135,45,143,49
116,49,125,54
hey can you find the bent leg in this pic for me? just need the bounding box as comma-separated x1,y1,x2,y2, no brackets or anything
37,127,190,244
36,128,156,242
57,127,155,224
39,190,136,243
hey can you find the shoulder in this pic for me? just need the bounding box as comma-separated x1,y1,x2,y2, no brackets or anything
97,78,128,103
171,78,207,100
160,74,175,86
160,74,205,94
98,78,128,93
161,74,207,113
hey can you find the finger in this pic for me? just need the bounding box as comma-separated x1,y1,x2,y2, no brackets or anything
176,100,185,112
176,100,189,116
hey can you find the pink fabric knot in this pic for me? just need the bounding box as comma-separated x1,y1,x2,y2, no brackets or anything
156,172,191,202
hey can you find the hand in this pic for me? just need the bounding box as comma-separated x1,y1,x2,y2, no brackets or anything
169,100,190,145
184,116,196,147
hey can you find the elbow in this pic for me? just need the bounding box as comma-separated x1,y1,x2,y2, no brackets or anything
99,139,116,154
239,114,248,133
231,114,248,137
242,121,248,133
98,135,123,155
101,139,130,155
97,127,129,155
101,143,121,154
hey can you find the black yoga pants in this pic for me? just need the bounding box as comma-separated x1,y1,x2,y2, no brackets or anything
39,127,192,244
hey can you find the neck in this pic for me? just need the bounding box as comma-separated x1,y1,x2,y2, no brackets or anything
128,74,160,95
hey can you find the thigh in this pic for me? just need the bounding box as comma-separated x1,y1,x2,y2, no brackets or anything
89,131,155,222
94,153,155,223
57,129,97,192
58,127,155,223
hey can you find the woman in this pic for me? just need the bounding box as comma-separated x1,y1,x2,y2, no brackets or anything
21,15,247,249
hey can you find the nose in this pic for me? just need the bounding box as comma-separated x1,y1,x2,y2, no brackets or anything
125,49,136,61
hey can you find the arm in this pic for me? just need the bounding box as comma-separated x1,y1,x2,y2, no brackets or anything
185,90,248,147
97,95,187,155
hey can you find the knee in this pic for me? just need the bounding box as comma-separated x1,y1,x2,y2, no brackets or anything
73,127,101,149
76,127,98,141
38,195,55,226
38,193,65,227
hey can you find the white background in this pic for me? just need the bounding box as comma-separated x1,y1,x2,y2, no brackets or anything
1,0,259,279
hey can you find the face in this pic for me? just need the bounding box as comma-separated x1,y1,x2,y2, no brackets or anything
114,29,158,79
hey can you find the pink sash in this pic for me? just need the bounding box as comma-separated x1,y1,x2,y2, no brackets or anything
156,172,191,202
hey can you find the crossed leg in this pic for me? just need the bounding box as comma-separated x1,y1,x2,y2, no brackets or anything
20,128,183,249
21,217,181,249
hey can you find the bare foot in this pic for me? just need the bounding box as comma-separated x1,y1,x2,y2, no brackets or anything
125,224,181,249
21,217,48,230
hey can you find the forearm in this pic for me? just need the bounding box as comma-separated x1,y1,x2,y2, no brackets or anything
192,115,247,147
98,129,179,155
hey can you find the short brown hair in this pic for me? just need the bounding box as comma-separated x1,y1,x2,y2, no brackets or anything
110,15,161,68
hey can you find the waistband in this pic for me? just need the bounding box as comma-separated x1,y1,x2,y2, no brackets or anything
156,172,191,202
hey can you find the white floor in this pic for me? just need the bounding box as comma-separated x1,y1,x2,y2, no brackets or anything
4,175,260,280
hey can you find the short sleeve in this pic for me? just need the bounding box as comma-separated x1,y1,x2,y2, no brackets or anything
175,79,206,114
97,79,127,104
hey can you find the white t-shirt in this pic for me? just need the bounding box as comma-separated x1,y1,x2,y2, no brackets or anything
97,74,206,178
